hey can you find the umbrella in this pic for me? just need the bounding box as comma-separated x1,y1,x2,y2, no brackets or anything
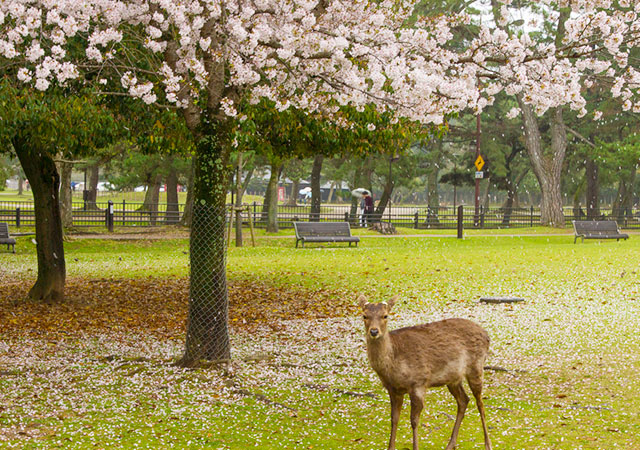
299,187,312,194
351,188,370,198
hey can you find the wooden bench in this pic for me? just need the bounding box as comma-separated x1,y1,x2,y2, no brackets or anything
293,222,360,248
0,223,16,253
572,220,629,244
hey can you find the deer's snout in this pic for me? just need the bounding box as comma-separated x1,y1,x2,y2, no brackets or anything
369,328,380,338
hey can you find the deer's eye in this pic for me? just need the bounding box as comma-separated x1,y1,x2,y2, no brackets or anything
383,315,388,319
363,315,368,320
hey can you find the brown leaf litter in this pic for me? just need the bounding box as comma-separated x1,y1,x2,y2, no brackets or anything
0,277,356,338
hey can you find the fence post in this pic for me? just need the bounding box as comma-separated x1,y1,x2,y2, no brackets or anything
253,202,257,227
106,200,114,232
16,207,20,228
414,211,419,229
344,212,349,222
457,205,464,239
530,205,534,227
122,199,126,226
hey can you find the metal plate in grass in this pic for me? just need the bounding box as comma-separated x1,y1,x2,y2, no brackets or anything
479,297,525,304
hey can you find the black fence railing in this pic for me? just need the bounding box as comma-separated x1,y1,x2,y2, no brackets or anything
244,204,640,230
0,200,183,228
2,200,640,230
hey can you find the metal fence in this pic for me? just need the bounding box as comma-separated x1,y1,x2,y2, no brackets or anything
2,200,640,230
241,203,640,230
0,200,182,228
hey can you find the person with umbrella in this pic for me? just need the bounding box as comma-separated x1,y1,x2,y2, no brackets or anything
300,186,312,205
352,188,374,226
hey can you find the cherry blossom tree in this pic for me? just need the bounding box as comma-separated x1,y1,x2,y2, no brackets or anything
467,0,640,225
3,0,640,362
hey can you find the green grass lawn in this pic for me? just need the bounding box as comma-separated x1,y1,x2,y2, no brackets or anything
1,231,640,448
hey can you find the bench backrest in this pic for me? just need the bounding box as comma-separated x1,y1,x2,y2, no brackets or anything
293,221,352,238
573,220,620,234
0,222,10,239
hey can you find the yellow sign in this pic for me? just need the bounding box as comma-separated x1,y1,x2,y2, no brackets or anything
474,155,485,171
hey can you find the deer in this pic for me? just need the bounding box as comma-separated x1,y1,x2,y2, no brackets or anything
358,294,492,450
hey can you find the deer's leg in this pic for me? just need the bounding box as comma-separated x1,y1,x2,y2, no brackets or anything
445,382,469,450
387,390,404,450
468,374,492,450
409,388,425,450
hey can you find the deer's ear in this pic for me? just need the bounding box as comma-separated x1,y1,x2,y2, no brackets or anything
387,295,399,311
357,294,368,310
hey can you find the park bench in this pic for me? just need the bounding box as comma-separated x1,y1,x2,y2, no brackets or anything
0,223,16,253
293,221,360,248
572,220,629,244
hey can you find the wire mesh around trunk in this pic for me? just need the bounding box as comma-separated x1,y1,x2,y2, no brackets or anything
181,203,231,364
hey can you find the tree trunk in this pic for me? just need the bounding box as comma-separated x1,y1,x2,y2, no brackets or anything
287,178,300,206
502,189,515,226
18,173,24,195
180,158,195,227
327,181,336,204
165,165,180,224
613,167,636,220
624,168,636,217
261,171,273,224
501,170,528,226
374,174,394,220
241,167,254,198
234,153,244,246
141,173,162,226
265,162,282,233
181,119,232,366
58,160,74,229
426,166,440,226
86,164,99,210
585,157,600,219
572,176,586,220
518,99,566,227
309,154,323,222
453,185,457,208
14,139,65,302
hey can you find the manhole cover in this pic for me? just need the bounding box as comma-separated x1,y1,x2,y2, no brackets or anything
479,297,525,304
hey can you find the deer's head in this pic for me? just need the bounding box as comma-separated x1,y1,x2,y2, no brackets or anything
358,294,398,340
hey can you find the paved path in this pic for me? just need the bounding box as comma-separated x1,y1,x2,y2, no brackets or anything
68,230,640,240
68,231,592,240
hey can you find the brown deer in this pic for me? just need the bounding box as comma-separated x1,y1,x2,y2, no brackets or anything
358,294,492,450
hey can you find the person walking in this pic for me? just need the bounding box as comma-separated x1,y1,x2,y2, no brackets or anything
363,191,374,226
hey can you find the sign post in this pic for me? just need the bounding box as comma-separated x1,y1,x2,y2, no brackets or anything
474,115,483,227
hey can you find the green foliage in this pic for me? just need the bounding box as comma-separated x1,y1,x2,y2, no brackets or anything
0,78,119,158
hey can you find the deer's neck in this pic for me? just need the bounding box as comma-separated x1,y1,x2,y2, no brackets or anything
366,333,395,374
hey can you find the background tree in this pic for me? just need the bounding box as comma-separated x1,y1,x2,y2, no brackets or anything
0,81,117,301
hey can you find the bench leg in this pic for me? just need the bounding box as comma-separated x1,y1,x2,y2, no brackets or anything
296,239,299,248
